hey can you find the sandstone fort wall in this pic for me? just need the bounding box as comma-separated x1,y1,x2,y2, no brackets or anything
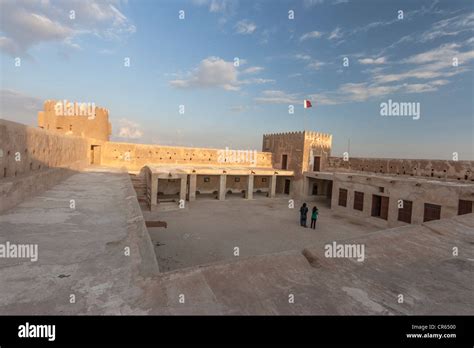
0,119,89,212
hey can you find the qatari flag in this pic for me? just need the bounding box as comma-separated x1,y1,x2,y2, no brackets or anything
304,99,312,108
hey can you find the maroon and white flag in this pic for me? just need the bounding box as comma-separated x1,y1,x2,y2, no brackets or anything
304,99,312,108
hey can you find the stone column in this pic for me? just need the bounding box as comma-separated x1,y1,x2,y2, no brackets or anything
179,175,187,203
218,175,226,200
151,174,158,206
269,175,277,198
189,174,197,201
246,175,254,199
302,176,309,199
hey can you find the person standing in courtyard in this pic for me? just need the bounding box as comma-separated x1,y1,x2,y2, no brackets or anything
300,203,309,227
311,206,319,229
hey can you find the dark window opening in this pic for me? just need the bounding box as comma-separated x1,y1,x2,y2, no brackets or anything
281,154,288,170
458,200,473,215
338,188,348,207
284,179,291,194
398,200,412,224
353,191,364,211
423,203,441,222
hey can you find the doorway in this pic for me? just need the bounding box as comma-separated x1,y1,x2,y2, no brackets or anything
284,179,291,194
371,194,389,220
90,145,101,165
312,183,318,195
313,156,321,171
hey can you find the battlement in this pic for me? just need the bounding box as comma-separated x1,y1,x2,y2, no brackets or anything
304,131,332,142
263,130,332,140
263,131,305,137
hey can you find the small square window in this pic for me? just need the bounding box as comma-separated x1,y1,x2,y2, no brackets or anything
204,177,210,183
234,177,240,182
262,177,267,183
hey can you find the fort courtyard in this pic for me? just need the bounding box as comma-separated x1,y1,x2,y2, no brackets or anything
146,197,380,272
0,101,473,315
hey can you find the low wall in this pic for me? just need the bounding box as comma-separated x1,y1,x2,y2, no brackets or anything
0,119,89,212
328,157,473,181
100,141,273,171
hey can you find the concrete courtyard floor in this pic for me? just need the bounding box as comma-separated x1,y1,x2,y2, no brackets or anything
144,197,381,272
1,167,472,315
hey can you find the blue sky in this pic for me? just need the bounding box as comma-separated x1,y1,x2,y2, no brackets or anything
1,0,473,159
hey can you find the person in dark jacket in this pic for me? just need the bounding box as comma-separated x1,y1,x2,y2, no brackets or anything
311,206,319,229
299,203,309,227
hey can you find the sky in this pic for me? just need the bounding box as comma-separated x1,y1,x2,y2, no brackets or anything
0,0,473,160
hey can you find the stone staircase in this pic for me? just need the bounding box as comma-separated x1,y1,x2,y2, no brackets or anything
129,172,148,209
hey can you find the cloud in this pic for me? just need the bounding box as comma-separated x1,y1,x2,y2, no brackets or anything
255,90,300,104
293,54,325,70
328,27,343,40
358,57,387,65
0,0,135,56
294,54,312,61
115,118,143,139
192,0,238,24
242,66,264,74
303,0,324,7
0,89,43,125
229,105,248,112
374,11,473,56
419,12,474,43
193,0,234,13
372,42,474,85
169,57,272,91
307,60,326,70
170,56,239,90
309,39,474,106
235,20,257,34
304,0,349,5
300,31,323,41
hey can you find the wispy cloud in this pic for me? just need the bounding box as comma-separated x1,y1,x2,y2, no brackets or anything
242,66,264,74
358,57,387,65
235,19,257,34
307,60,326,70
303,0,324,7
254,90,300,104
300,31,323,41
328,27,343,40
293,54,326,71
309,40,473,105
